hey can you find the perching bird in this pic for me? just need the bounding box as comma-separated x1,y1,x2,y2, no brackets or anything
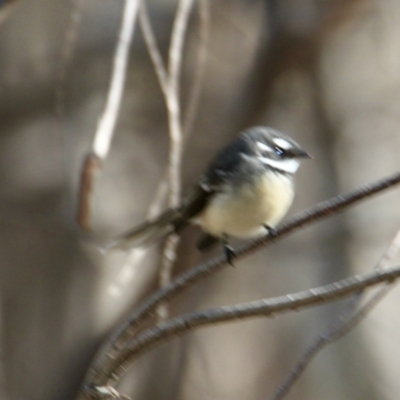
106,126,311,264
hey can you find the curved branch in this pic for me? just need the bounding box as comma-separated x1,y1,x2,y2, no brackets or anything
272,227,400,399
82,169,400,387
80,264,400,391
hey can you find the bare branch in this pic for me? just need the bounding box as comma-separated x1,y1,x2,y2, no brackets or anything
272,228,400,400
158,233,180,320
90,265,400,387
271,283,391,400
92,0,140,160
76,0,140,230
81,170,400,388
138,1,169,95
166,0,194,208
140,0,196,205
138,0,207,319
160,0,195,318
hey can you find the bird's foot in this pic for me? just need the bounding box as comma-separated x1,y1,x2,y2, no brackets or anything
223,240,236,267
264,224,278,239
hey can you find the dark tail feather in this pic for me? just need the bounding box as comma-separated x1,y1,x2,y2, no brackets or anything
196,233,219,252
105,209,183,251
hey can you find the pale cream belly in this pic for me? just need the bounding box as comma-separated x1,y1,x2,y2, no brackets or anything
196,172,294,238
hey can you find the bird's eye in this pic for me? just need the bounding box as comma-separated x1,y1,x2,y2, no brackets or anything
274,146,284,157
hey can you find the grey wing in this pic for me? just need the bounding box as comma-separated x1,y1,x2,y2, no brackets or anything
174,179,214,231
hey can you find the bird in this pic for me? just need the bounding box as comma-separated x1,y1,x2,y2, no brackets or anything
106,126,312,264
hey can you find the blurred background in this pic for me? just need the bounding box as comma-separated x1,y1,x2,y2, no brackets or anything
1,0,400,399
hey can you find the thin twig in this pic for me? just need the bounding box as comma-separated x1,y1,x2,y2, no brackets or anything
271,282,391,400
272,228,400,400
158,233,180,319
138,1,169,95
76,0,140,230
166,0,194,208
81,170,400,387
134,0,208,318
160,0,195,318
117,0,205,308
79,265,400,390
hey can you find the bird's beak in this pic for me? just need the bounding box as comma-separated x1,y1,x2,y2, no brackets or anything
294,149,313,159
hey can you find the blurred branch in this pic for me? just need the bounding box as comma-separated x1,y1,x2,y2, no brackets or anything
165,0,194,200
78,385,132,400
159,0,195,318
111,0,209,302
272,227,400,400
77,264,400,398
76,0,140,230
79,170,400,390
139,0,195,318
138,1,168,95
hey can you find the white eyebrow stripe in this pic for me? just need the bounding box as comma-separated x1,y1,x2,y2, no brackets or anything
259,157,300,173
273,138,292,150
256,141,274,152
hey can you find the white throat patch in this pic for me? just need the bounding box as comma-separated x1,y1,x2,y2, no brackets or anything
259,156,300,173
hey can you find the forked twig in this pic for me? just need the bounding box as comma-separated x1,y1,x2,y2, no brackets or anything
138,0,196,318
111,0,209,302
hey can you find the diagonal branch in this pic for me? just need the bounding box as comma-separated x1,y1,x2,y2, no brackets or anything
81,170,400,388
78,264,400,392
